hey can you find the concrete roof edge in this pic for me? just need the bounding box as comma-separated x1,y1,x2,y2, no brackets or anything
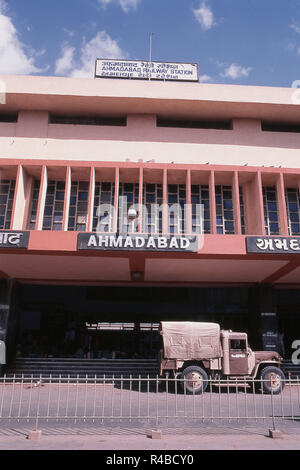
0,74,296,107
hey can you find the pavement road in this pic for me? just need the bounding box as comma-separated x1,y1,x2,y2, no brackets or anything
0,380,299,438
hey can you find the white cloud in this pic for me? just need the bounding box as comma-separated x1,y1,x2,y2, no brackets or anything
98,0,140,13
199,74,212,82
0,0,7,12
286,42,296,51
193,2,215,30
221,63,253,80
290,23,300,34
0,1,45,74
55,31,127,78
55,44,75,75
63,28,75,38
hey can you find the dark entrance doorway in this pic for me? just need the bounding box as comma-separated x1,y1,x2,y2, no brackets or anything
13,284,253,363
17,285,194,360
19,316,160,360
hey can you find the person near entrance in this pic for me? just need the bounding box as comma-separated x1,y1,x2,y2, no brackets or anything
64,326,76,356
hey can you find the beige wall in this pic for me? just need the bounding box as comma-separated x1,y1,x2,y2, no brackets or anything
1,115,300,168
0,75,300,169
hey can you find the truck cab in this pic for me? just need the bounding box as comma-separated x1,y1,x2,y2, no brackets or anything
221,330,255,376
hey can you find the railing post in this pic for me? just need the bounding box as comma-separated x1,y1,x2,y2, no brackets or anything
149,375,162,440
0,371,297,437
28,374,42,440
268,382,282,438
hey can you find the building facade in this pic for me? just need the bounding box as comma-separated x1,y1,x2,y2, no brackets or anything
0,74,300,368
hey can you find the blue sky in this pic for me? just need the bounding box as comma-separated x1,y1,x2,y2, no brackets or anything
1,0,300,87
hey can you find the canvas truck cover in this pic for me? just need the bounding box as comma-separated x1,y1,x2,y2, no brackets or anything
160,322,222,360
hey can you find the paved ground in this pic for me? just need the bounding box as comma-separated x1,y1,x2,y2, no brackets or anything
0,381,299,450
0,432,300,450
1,381,299,422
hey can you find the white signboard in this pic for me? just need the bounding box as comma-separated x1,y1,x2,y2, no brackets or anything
78,233,198,252
95,59,199,82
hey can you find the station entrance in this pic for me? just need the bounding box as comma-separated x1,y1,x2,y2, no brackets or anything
14,284,252,363
2,282,298,372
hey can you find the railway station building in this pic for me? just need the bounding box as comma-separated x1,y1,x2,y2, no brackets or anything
0,72,300,375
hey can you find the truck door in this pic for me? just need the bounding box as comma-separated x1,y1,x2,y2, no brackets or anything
229,338,248,375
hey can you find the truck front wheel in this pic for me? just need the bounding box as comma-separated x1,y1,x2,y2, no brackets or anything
259,366,285,395
181,366,208,395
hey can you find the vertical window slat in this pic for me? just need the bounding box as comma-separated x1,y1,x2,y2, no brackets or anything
286,188,300,236
27,180,40,230
215,185,235,234
143,183,163,234
263,186,280,235
42,180,65,231
167,184,186,235
68,181,89,232
0,179,16,230
93,182,115,233
191,184,210,234
239,187,246,235
118,183,139,234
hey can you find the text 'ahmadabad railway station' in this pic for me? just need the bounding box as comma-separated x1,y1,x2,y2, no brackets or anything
0,72,300,376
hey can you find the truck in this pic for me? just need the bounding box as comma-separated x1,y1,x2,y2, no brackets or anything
159,322,285,394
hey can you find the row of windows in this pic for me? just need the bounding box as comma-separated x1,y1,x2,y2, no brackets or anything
2,113,300,134
1,179,300,236
29,180,235,235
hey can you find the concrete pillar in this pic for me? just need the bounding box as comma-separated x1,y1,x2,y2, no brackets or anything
186,170,192,235
276,173,288,236
113,168,120,234
36,166,48,231
162,169,168,234
258,284,279,353
244,172,265,235
209,171,216,234
138,167,143,233
62,167,71,231
232,171,241,234
87,167,95,232
12,165,34,230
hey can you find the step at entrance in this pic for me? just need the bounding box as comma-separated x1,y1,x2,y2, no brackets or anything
283,360,300,379
5,358,299,380
4,357,160,378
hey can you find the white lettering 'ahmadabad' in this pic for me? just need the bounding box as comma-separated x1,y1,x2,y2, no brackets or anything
87,235,191,250
0,232,23,245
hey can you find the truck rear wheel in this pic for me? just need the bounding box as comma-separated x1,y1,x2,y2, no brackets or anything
181,366,208,395
259,366,285,395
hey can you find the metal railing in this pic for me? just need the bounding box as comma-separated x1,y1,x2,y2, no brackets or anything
0,374,299,432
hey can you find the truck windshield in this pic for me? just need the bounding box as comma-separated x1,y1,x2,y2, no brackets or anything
230,339,247,351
